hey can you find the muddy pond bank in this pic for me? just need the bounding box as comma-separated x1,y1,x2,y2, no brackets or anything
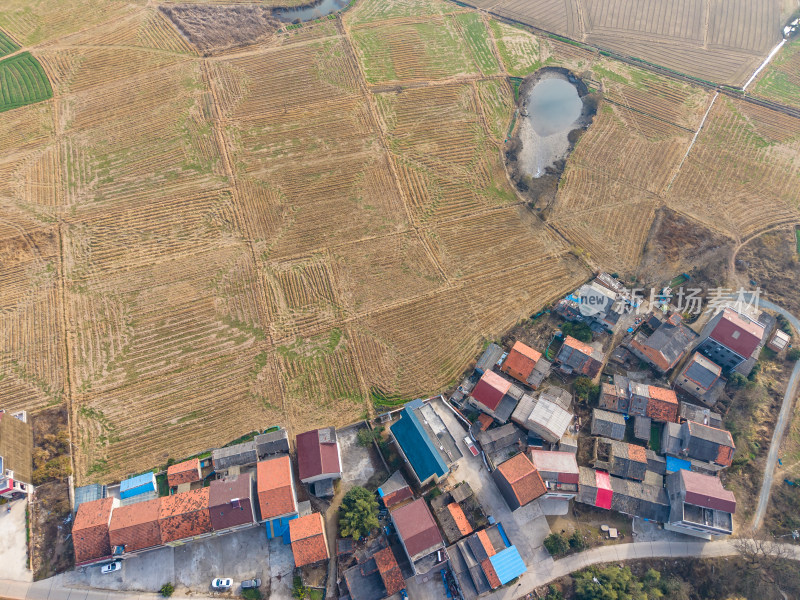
504,68,598,211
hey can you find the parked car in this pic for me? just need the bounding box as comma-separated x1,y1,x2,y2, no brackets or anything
211,578,233,590
100,561,121,574
241,579,261,589
464,436,479,457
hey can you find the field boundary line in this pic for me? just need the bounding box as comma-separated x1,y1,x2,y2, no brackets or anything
663,90,719,194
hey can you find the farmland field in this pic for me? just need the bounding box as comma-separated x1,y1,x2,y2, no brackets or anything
752,37,800,109
0,0,799,483
0,52,53,112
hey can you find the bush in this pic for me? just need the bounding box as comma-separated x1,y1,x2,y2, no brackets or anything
356,426,383,447
544,585,564,600
788,348,800,362
561,321,592,343
568,531,586,551
543,533,569,556
292,577,309,599
728,372,747,389
339,486,379,540
160,583,174,598
242,589,261,600
574,377,600,403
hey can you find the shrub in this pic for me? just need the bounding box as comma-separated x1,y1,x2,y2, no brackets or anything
574,377,600,403
357,426,383,447
561,321,592,343
543,533,569,556
339,486,379,540
544,585,564,600
160,583,174,598
728,372,747,389
788,348,800,362
242,589,261,600
568,531,586,551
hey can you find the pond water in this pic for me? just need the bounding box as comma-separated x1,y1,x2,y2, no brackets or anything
517,74,584,178
273,0,350,23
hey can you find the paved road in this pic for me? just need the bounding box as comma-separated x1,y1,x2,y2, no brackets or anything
750,297,800,531
3,540,800,600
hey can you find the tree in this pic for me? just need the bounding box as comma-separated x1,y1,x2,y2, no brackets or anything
788,348,800,362
568,531,585,551
339,486,379,540
573,566,647,600
728,372,747,389
562,321,592,343
357,426,383,447
544,584,564,600
543,533,569,556
574,377,600,404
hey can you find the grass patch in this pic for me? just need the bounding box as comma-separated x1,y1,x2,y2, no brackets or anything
456,13,499,74
649,424,661,453
0,52,52,112
795,226,800,255
371,387,407,408
488,19,542,77
0,29,19,58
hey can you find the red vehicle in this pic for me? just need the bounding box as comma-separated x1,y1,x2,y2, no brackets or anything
464,436,479,457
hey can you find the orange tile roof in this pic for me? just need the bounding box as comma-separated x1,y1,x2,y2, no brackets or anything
109,498,162,552
647,386,678,403
290,513,329,566
167,458,201,488
374,547,405,596
158,487,212,543
627,444,647,463
257,456,297,520
716,445,734,466
563,335,594,356
477,529,496,557
477,414,493,431
497,453,547,506
482,558,501,589
73,498,114,564
501,341,542,383
447,502,473,536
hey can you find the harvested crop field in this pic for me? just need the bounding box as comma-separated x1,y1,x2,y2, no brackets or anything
1,0,799,485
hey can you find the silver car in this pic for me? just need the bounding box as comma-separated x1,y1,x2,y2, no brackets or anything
211,578,233,590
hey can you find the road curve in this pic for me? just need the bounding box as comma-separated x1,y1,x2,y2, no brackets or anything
2,540,800,600
750,296,800,531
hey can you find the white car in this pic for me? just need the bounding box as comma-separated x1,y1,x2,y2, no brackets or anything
100,561,121,574
212,578,233,590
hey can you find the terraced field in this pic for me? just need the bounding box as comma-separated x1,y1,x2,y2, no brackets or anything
1,0,798,483
0,52,52,112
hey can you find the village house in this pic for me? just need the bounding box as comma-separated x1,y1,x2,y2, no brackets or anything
290,512,329,567
468,370,523,423
475,343,504,375
555,275,629,334
0,409,33,499
599,377,678,423
696,307,770,375
447,524,527,599
391,498,446,576
491,452,546,511
510,387,573,444
590,409,626,441
73,497,118,566
257,455,299,540
591,438,648,481
119,472,157,502
627,312,696,373
662,420,735,471
665,469,735,539
434,500,474,545
555,336,604,378
500,340,551,389
297,427,342,497
577,467,669,522
675,352,725,406
208,474,256,533
212,441,259,474
376,471,413,510
389,399,460,486
109,497,161,555
767,329,791,353
166,458,202,490
476,423,526,467
255,428,291,458
159,487,213,545
678,402,722,428
343,544,405,600
529,450,579,502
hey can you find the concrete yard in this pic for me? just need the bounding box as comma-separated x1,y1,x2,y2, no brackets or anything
337,424,386,492
0,499,32,582
61,525,279,596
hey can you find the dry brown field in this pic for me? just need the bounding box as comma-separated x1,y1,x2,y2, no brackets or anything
466,0,788,86
1,0,799,484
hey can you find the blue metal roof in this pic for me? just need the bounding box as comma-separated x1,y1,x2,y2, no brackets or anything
666,456,691,473
390,406,448,483
120,472,156,493
489,546,526,585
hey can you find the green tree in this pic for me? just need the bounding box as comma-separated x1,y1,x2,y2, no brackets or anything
728,372,747,388
574,565,648,600
543,533,569,556
339,486,379,540
562,322,592,343
544,584,564,600
574,377,600,403
568,531,586,551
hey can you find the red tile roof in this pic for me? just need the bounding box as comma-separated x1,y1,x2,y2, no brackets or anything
257,456,297,520
681,470,736,513
296,428,341,482
290,512,329,566
471,370,512,411
158,487,212,543
392,498,443,559
647,386,677,404
716,445,734,467
374,547,405,596
482,558,501,589
73,498,115,564
501,341,542,384
477,414,493,432
167,458,201,488
563,335,594,356
209,475,254,531
627,444,647,463
710,308,764,358
447,502,473,536
109,498,161,553
497,453,546,506
646,386,678,422
477,529,496,557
